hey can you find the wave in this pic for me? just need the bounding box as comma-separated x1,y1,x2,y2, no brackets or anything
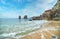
0,20,48,39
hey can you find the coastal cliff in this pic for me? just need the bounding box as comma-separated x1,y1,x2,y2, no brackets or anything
32,0,60,20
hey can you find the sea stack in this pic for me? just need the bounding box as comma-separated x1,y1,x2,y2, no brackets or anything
24,15,27,19
19,16,21,19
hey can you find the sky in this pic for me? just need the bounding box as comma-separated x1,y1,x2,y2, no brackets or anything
0,0,57,18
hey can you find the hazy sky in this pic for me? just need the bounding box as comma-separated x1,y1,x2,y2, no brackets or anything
0,0,57,18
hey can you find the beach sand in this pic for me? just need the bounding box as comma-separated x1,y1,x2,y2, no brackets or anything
21,21,60,39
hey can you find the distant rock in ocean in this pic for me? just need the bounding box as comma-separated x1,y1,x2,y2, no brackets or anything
24,15,28,19
19,16,21,19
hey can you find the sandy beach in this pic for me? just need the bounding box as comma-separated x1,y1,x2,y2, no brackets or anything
21,21,60,39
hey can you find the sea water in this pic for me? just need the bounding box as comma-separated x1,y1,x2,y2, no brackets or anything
0,18,48,39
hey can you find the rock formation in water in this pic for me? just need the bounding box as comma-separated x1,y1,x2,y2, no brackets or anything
19,16,21,19
24,15,28,19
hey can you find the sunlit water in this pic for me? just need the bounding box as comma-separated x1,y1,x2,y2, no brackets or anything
0,18,48,39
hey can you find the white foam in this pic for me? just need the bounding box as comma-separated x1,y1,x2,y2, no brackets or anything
0,20,48,39
0,32,16,37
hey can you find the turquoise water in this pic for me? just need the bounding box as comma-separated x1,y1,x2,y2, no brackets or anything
0,18,48,39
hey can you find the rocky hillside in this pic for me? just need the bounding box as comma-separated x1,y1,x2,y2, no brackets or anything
32,0,60,20
52,0,60,10
44,0,60,20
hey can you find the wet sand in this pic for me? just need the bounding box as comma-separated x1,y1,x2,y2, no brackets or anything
21,21,60,39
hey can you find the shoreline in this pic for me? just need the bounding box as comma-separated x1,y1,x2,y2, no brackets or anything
0,20,48,39
22,21,60,39
0,20,60,39
14,20,49,39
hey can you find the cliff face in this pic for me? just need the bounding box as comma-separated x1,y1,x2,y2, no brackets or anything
43,0,60,20
50,0,60,20
32,0,60,20
42,0,60,20
52,0,60,10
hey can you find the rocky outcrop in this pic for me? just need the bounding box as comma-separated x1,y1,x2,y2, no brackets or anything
32,16,41,20
50,0,60,20
32,0,60,20
19,16,21,19
52,0,60,11
24,15,28,19
32,10,53,20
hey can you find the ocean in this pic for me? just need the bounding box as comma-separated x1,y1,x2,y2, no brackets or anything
0,18,48,39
